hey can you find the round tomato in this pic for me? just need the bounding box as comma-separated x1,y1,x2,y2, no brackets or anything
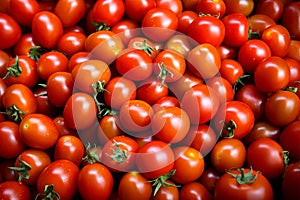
56,31,87,56
206,76,235,103
13,33,39,56
152,96,180,113
280,120,300,161
111,19,141,46
223,0,254,16
196,0,226,18
97,115,123,145
0,181,31,200
281,2,300,40
198,165,221,194
124,0,156,23
180,182,213,200
282,162,300,200
248,14,276,37
0,13,21,50
177,11,198,34
254,0,283,22
0,50,10,77
219,59,244,85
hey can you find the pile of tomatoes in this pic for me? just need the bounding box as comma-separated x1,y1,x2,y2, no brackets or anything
1,0,300,199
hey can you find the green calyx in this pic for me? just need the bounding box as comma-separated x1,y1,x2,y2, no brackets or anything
222,120,237,138
35,184,60,200
2,104,25,122
149,170,180,196
3,56,22,79
28,46,48,61
157,62,173,87
105,139,128,164
8,156,32,182
135,40,155,57
82,143,101,164
226,167,259,185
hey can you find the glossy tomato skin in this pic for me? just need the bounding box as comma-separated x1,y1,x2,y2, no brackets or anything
0,181,31,200
156,0,183,15
180,182,213,200
282,162,300,200
280,120,300,161
37,159,79,200
0,13,21,50
248,14,276,37
124,0,156,23
219,59,244,85
206,76,234,103
223,0,254,16
13,33,39,56
196,0,226,18
0,50,10,77
31,11,63,49
281,2,300,40
198,165,221,194
118,171,152,200
34,87,60,118
177,11,198,34
19,113,59,150
97,115,123,145
214,168,273,200
77,163,114,200
53,115,78,137
54,0,86,27
56,32,87,56
0,121,26,159
254,0,283,22
285,57,300,86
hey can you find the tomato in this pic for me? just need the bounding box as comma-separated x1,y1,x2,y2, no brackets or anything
101,135,139,172
72,60,111,94
0,159,17,182
198,165,221,194
211,138,247,172
285,58,300,86
254,0,283,22
116,48,153,81
216,44,237,60
37,51,69,81
237,39,271,74
2,84,37,122
56,32,87,56
8,0,40,27
142,8,178,42
53,115,78,137
103,76,137,110
124,0,156,23
261,24,290,57
11,149,51,185
118,171,152,200
13,33,39,56
223,0,254,16
37,159,79,200
280,120,300,161
243,121,281,147
92,0,125,28
0,181,31,200
177,11,198,34
0,0,11,13
77,163,114,200
152,179,179,200
222,13,249,48
34,87,60,118
265,90,300,127
254,56,290,93
111,19,141,46
119,99,153,134
31,11,63,49
136,140,174,179
188,15,225,48
248,14,276,37
287,40,300,63
68,51,89,72
0,50,10,77
214,168,273,200
0,78,7,109
3,56,38,88
0,121,26,159
180,182,213,200
152,96,180,112
97,115,123,145
282,162,300,200
152,106,190,144
219,59,244,85
54,0,86,27
54,135,85,166
281,2,300,40
63,92,98,130
235,84,267,121
171,146,205,184
181,83,220,125
206,76,234,103
85,30,124,65
0,13,21,50
127,36,158,60
196,0,226,18
19,113,59,150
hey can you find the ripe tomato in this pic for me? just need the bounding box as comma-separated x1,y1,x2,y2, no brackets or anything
142,8,178,42
8,0,40,27
13,33,39,56
187,43,221,79
281,2,300,40
37,159,79,200
63,92,98,130
136,140,174,179
19,113,59,150
206,76,234,103
54,135,85,167
188,15,225,47
181,83,220,125
280,120,300,161
171,146,205,184
247,138,286,179
53,115,78,137
219,59,244,85
196,0,226,18
56,32,87,56
216,44,237,60
177,11,198,34
97,115,123,145
198,165,221,194
34,87,60,118
248,14,276,37
223,0,254,16
254,0,283,22
77,163,114,200
214,168,273,200
282,162,300,200
72,60,111,94
211,138,247,172
54,0,86,27
118,171,152,200
101,135,139,172
285,57,300,86
156,0,183,15
152,179,179,200
265,90,300,127
31,11,63,49
0,181,31,200
180,182,213,200
111,19,141,46
151,106,190,144
287,40,300,63
68,51,89,72
11,149,51,185
124,0,156,23
0,121,26,159
152,96,180,113
0,50,10,77
0,13,21,50
0,159,17,182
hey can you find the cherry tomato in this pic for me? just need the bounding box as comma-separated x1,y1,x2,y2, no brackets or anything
34,87,60,118
68,51,89,72
180,182,213,200
198,165,221,194
111,19,141,46
248,14,276,37
13,33,39,56
0,50,10,77
124,0,156,23
219,59,244,85
196,0,226,18
280,120,300,161
0,13,21,50
177,11,198,34
53,115,78,137
97,115,123,145
254,0,283,22
0,181,31,200
287,40,300,63
281,2,300,40
206,76,235,103
223,0,254,16
152,96,180,113
282,162,300,200
285,57,300,86
56,32,87,56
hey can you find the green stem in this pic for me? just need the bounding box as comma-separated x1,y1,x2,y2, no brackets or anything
157,62,173,87
3,56,22,79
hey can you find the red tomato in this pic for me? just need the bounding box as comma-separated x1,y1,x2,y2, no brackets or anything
285,58,300,86
216,44,237,60
287,40,300,63
152,96,180,113
177,11,198,34
280,120,300,161
156,0,182,15
13,33,39,56
0,13,21,50
223,0,254,16
118,171,152,200
142,8,178,42
0,181,31,200
77,163,114,200
188,15,225,47
34,87,60,118
57,32,87,56
0,121,26,159
171,146,205,184
53,115,78,137
219,59,244,85
211,138,246,172
254,0,283,22
0,50,10,77
281,2,300,40
111,19,141,46
152,179,179,200
68,51,89,72
97,115,123,145
180,182,213,200
206,76,235,103
214,168,273,200
37,159,79,200
31,11,63,49
19,113,59,150
198,165,221,194
8,0,40,27
196,0,226,18
54,0,86,27
282,162,300,200
124,0,156,23
0,159,17,182
248,14,276,37
152,106,190,144
136,140,174,179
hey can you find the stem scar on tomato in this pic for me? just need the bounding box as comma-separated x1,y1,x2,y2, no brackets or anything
134,39,154,57
82,143,101,164
222,119,237,138
226,167,259,185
